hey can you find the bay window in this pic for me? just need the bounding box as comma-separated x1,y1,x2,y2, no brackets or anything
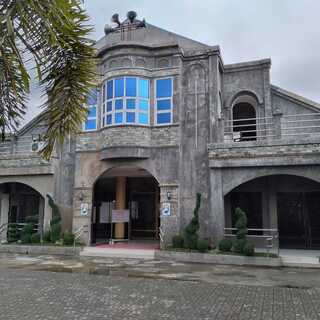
102,77,150,126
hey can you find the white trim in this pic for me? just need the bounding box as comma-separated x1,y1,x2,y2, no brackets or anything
154,77,174,126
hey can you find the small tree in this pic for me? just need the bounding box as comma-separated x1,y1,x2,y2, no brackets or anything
233,207,248,253
184,193,201,250
47,195,62,243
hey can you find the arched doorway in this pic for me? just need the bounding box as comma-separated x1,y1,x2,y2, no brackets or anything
0,182,45,238
232,102,257,141
91,166,160,245
224,175,320,249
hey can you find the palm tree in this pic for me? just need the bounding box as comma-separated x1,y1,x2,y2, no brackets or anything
0,0,96,159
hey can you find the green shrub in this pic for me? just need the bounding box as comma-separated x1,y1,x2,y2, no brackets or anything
172,235,184,248
47,195,62,243
243,242,255,256
30,233,41,244
184,193,201,250
197,239,209,253
7,224,18,243
218,239,233,252
232,239,247,254
20,223,35,243
234,207,248,241
25,215,38,224
21,233,31,244
63,231,75,246
43,230,51,242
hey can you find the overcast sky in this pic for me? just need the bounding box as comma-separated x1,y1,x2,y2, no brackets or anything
25,0,320,124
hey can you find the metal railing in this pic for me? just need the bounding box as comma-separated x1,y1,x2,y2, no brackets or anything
224,228,279,256
224,116,275,142
223,113,320,143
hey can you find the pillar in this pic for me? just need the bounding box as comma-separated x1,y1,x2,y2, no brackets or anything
115,177,126,239
43,196,52,232
38,197,45,236
0,194,9,242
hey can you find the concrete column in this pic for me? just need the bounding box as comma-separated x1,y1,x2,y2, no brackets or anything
43,196,52,232
115,177,126,239
273,110,283,140
38,197,45,236
0,194,9,242
209,169,225,244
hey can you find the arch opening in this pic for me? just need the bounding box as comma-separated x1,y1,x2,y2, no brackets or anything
232,102,257,141
224,175,320,249
91,166,160,246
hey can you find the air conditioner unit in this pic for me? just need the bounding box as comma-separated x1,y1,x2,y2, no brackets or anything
31,141,45,152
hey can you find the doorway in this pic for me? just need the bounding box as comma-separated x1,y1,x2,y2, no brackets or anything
277,192,320,249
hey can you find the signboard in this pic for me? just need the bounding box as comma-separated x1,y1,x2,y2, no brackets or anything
161,203,171,216
80,203,89,216
112,210,130,223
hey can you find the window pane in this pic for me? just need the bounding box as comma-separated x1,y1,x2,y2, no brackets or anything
126,112,135,123
156,78,172,98
88,106,96,118
107,101,112,112
126,99,135,109
115,112,123,124
139,78,149,98
126,78,137,97
107,80,113,99
157,99,171,111
107,115,112,125
157,112,171,124
85,119,96,130
115,99,123,110
139,113,148,124
139,100,149,111
87,89,98,105
115,78,124,97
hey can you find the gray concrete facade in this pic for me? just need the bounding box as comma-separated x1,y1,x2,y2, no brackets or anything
1,13,320,249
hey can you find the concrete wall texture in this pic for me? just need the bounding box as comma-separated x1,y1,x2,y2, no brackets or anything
1,15,320,247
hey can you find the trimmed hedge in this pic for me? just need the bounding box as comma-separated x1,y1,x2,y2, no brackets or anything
218,239,233,252
172,235,184,248
197,239,209,253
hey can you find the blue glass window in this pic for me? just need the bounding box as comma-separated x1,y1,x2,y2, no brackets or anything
156,78,172,98
107,101,112,112
126,78,137,97
139,78,149,98
115,99,123,110
157,113,171,124
127,99,135,109
115,78,124,97
115,113,123,124
126,112,135,123
139,113,148,124
85,119,97,131
157,99,171,111
107,80,113,99
103,77,149,126
139,100,149,111
84,88,98,131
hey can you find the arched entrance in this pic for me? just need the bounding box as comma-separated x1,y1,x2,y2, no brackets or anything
91,166,160,245
224,175,320,249
0,182,45,239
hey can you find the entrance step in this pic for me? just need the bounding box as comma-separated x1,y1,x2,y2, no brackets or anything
280,249,320,268
80,247,156,260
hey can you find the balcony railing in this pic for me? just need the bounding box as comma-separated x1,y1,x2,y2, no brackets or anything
223,113,320,143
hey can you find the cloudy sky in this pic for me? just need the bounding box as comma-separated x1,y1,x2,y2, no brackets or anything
25,0,320,124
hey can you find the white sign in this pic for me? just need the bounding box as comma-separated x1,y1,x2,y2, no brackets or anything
112,210,130,223
162,203,171,216
80,203,89,216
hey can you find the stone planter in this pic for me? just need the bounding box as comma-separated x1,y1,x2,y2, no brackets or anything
0,244,81,256
155,250,282,267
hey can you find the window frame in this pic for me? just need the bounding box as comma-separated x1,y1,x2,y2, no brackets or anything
154,77,174,126
83,90,98,132
102,76,150,127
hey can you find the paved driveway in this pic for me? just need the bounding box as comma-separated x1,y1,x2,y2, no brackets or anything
0,254,320,319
